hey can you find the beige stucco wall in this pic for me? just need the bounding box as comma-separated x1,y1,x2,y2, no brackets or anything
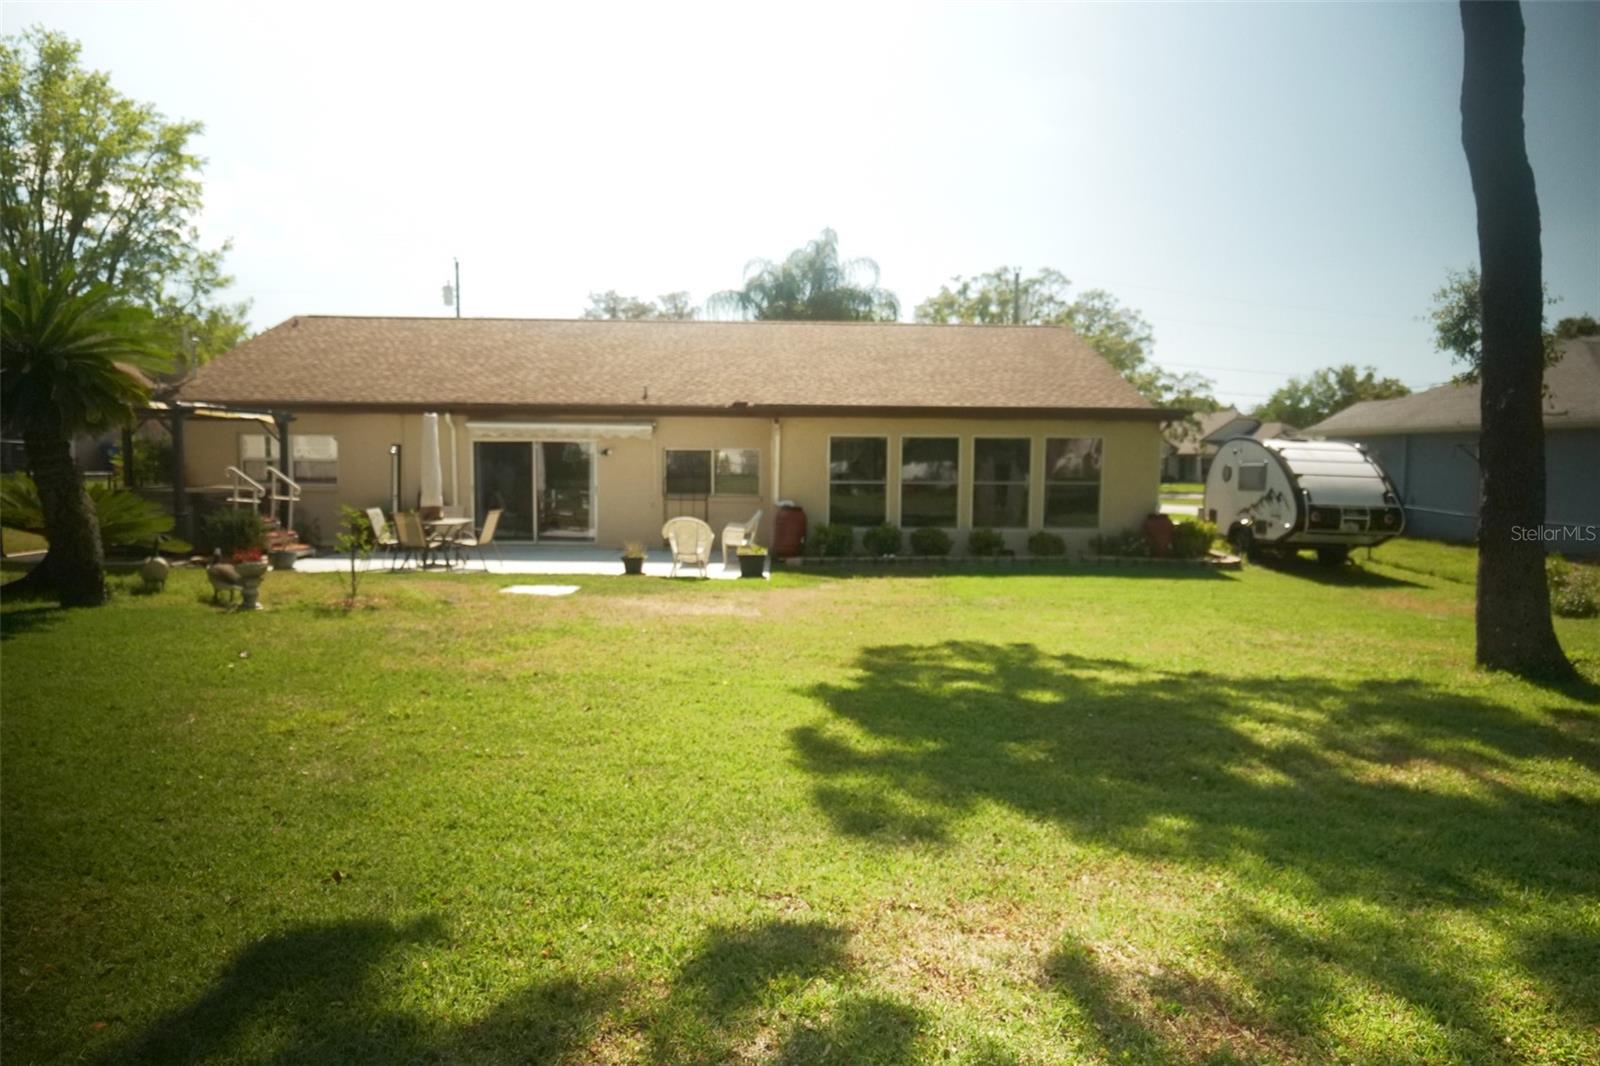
180,410,1162,552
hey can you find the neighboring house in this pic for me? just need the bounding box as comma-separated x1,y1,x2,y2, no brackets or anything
172,316,1175,552
1306,336,1600,555
1161,408,1296,482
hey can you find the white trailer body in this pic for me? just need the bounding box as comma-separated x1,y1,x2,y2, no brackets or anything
1204,437,1404,560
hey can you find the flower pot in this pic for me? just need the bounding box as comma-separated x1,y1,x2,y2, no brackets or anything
234,561,269,610
269,550,298,571
622,555,645,576
738,553,767,578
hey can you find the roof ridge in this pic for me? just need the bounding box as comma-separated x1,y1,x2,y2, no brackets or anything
276,314,1085,331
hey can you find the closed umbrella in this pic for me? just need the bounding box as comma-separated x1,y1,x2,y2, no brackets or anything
420,412,444,517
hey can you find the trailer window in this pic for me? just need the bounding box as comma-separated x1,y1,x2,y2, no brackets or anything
1239,462,1267,491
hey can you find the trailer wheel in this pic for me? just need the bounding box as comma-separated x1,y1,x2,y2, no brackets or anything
1317,546,1350,567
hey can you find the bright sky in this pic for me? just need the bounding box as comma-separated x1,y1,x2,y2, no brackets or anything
5,0,1597,409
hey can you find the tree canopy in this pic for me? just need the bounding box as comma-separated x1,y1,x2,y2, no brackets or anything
708,229,898,322
1252,364,1410,428
914,266,1218,409
1429,265,1562,382
0,27,248,371
581,290,698,320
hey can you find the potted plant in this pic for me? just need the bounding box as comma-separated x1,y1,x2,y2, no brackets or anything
232,546,270,609
737,544,768,578
621,541,646,576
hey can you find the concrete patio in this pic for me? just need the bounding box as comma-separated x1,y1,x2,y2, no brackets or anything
289,545,762,580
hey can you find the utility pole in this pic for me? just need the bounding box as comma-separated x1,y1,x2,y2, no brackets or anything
1013,269,1022,325
454,257,461,318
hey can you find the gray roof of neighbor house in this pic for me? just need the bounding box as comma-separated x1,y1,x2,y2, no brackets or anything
1164,409,1298,455
177,316,1172,418
1307,336,1600,436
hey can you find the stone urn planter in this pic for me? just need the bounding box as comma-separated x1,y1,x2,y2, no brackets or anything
269,549,298,571
235,561,270,610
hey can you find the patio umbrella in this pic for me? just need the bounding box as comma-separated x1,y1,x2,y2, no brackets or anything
420,412,444,515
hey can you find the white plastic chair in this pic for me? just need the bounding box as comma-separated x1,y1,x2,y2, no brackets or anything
720,509,763,567
662,516,715,578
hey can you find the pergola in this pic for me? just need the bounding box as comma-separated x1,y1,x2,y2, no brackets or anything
128,401,297,540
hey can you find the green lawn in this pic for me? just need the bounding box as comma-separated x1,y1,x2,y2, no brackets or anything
1159,482,1205,496
3,552,1598,1064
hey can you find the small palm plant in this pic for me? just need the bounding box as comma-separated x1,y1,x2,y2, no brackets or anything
1,258,169,605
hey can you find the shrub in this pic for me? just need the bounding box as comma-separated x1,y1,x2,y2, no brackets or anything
861,523,903,556
1547,556,1600,619
1027,531,1066,557
967,528,1005,557
111,435,174,486
808,523,855,557
199,507,265,556
0,473,174,551
1170,520,1218,560
1088,529,1150,558
908,527,953,556
334,505,375,605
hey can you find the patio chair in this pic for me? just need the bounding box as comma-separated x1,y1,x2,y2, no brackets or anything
453,508,503,570
366,507,400,568
392,511,441,570
720,508,763,567
662,516,715,578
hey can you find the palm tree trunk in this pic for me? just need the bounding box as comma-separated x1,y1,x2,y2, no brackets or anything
11,424,108,607
1459,1,1573,678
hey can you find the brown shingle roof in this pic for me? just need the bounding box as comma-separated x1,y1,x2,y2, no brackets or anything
1308,337,1600,435
177,316,1165,417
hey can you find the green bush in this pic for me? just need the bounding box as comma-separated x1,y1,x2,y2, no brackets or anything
908,527,953,556
0,473,174,551
967,528,1005,557
807,523,855,557
1547,556,1599,619
111,435,174,486
1027,531,1066,557
1170,520,1218,560
199,507,266,556
1088,529,1151,558
861,523,903,556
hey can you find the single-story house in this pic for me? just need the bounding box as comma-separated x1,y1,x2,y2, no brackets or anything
1305,335,1600,555
171,316,1177,553
1161,408,1295,482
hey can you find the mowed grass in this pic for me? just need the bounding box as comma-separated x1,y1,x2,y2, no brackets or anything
3,550,1598,1064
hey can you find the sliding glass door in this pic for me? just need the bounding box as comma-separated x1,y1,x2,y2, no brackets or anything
472,440,594,542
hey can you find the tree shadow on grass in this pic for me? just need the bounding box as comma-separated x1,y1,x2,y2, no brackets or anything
795,641,1600,1058
0,604,64,641
98,917,622,1065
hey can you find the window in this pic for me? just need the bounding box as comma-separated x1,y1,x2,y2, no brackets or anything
714,449,760,495
828,437,887,527
664,450,711,495
973,438,1030,528
901,437,959,528
1044,437,1102,528
1239,462,1267,492
241,434,338,485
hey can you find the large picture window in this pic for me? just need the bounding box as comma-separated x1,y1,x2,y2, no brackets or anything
664,450,711,495
828,437,887,527
900,437,959,528
972,438,1030,528
1044,437,1102,528
241,434,339,485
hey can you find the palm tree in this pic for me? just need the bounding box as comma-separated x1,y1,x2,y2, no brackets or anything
709,229,899,321
1,258,169,606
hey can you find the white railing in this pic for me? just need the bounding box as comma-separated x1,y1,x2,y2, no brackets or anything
265,465,302,532
225,466,265,510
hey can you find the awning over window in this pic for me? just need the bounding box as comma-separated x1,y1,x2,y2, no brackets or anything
464,420,655,441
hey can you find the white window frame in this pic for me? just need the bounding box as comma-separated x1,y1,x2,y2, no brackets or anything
1043,436,1104,530
713,448,761,497
899,435,960,530
971,436,1032,530
825,434,889,527
241,433,339,487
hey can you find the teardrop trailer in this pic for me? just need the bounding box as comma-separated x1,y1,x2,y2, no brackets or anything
1204,437,1405,565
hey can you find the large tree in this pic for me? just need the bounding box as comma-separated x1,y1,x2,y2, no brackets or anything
1253,364,1410,427
1429,265,1561,381
581,290,698,320
1458,1,1573,678
0,27,247,373
1,258,169,606
709,229,898,321
915,266,1218,408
